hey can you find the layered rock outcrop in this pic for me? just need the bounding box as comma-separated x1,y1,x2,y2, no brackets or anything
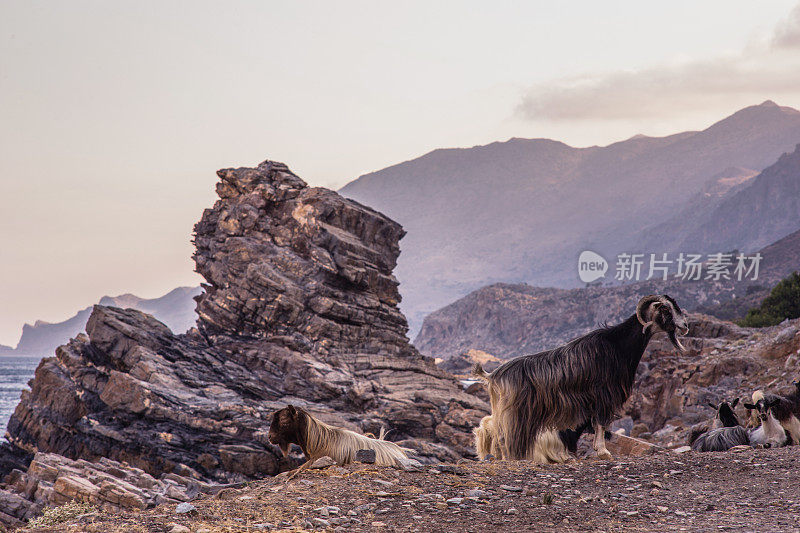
2,160,487,517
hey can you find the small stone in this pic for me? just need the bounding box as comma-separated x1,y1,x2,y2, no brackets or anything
657,506,669,513
168,525,191,533
312,456,337,469
672,446,691,454
500,485,523,492
354,503,377,512
396,458,424,472
312,518,331,527
175,502,196,514
315,507,330,516
371,521,387,527
347,510,358,516
356,449,377,463
651,481,664,489
506,508,519,515
466,489,489,498
374,479,395,487
438,464,465,475
622,510,639,516
327,506,340,515
447,497,463,505
675,510,688,516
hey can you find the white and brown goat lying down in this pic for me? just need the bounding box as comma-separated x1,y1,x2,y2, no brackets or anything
268,405,409,468
745,382,800,444
474,294,689,463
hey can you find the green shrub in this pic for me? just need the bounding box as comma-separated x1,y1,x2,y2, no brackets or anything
738,271,800,327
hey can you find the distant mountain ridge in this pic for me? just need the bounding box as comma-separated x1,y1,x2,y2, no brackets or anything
341,101,800,333
414,227,800,360
2,286,201,357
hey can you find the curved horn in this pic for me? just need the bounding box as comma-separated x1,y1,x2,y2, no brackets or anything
636,295,662,332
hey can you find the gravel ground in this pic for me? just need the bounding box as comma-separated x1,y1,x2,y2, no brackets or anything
24,447,800,533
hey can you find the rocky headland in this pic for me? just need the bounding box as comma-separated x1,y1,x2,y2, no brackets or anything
0,160,486,529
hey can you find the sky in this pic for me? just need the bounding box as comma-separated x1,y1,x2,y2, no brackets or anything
2,1,800,346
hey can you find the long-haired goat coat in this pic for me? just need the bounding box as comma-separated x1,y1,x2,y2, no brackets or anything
268,405,409,466
475,294,688,461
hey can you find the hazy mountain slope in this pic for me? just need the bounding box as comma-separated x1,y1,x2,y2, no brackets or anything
415,227,800,359
6,286,200,357
341,101,800,333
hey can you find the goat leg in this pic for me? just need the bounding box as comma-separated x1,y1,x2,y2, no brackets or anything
593,422,613,460
285,457,315,482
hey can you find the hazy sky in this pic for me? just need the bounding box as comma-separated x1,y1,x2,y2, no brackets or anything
2,1,800,346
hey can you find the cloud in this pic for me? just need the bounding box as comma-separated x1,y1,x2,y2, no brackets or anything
516,4,800,122
773,3,800,48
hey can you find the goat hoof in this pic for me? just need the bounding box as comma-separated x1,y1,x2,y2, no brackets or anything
596,450,613,460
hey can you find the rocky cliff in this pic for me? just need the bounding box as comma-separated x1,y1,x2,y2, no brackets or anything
0,160,486,527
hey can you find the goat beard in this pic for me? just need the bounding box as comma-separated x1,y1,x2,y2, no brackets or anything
667,329,685,352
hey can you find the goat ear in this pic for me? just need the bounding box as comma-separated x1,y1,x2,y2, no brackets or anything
731,398,739,408
743,403,756,410
286,404,296,416
707,402,716,409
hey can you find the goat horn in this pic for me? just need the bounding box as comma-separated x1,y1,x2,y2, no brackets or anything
636,295,662,327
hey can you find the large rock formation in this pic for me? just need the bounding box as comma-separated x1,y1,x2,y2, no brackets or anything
2,160,487,517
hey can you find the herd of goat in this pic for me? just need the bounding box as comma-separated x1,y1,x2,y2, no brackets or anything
267,294,799,471
691,384,800,452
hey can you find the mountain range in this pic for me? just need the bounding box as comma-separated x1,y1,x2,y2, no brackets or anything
414,226,800,360
340,101,800,334
0,286,200,357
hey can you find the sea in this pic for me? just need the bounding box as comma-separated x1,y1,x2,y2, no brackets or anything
0,356,41,438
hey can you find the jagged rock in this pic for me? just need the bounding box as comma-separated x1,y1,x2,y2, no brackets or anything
2,159,487,521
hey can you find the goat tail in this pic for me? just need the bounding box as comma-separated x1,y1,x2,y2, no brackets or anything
472,363,490,381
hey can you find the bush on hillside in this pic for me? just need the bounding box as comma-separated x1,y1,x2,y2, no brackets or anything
738,271,800,327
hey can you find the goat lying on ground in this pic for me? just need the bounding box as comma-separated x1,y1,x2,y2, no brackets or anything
746,398,789,448
689,398,742,446
474,294,688,461
747,382,800,444
268,405,409,470
690,399,749,452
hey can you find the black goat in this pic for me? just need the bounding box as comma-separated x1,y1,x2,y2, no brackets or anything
474,294,688,461
690,399,749,452
689,398,742,445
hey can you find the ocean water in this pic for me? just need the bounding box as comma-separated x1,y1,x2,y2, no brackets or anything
0,356,41,437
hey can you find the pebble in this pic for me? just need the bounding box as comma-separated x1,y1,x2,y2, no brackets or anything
467,489,489,498
447,497,463,505
354,503,377,512
672,446,692,454
315,507,330,517
506,508,519,515
356,449,377,464
657,506,669,513
371,521,387,527
327,506,340,515
311,456,337,469
438,464,466,475
174,503,196,514
500,485,523,492
396,458,424,472
312,518,331,527
347,510,358,516
374,479,395,487
168,525,190,533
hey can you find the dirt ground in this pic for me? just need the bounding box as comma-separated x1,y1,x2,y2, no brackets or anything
24,447,800,533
